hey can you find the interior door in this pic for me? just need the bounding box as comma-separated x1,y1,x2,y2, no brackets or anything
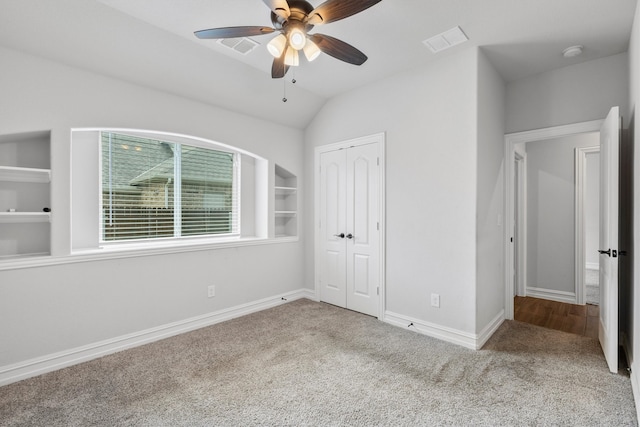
319,142,380,317
345,143,380,316
319,149,347,308
598,106,620,374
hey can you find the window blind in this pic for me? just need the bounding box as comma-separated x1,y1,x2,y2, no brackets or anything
101,132,238,242
180,145,238,236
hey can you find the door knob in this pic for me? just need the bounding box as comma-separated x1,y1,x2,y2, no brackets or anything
333,233,345,239
598,249,611,257
346,233,354,239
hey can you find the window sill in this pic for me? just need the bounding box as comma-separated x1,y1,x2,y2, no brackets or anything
0,236,299,271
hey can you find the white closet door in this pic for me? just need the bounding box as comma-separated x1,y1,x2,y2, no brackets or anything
345,143,379,317
319,149,347,308
319,142,380,317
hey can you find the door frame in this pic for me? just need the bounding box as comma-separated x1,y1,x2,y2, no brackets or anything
575,145,600,305
513,150,527,297
314,132,386,319
504,120,603,319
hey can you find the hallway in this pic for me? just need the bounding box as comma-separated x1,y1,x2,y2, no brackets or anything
514,296,599,338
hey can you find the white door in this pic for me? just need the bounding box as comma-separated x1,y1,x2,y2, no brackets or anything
598,106,620,374
319,149,347,308
319,142,380,317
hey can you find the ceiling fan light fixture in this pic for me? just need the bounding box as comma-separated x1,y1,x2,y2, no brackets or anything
288,26,307,50
267,33,287,58
303,39,321,61
284,46,300,66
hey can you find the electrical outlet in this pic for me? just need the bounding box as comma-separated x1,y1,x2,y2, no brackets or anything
431,293,440,308
207,285,215,298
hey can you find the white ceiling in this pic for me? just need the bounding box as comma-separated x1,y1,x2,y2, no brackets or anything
0,0,637,129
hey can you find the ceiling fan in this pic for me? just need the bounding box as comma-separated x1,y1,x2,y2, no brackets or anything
194,0,382,78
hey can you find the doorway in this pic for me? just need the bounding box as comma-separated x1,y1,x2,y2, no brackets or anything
504,120,605,318
505,109,621,373
314,133,386,318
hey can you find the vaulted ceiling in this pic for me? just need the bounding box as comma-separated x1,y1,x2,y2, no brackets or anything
0,0,636,128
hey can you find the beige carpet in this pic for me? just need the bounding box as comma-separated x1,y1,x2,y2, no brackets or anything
0,299,636,426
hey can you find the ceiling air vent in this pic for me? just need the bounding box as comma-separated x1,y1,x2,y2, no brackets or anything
217,37,260,55
423,26,468,53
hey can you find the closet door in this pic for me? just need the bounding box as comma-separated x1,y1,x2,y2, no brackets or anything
345,143,379,316
319,149,347,308
319,142,380,317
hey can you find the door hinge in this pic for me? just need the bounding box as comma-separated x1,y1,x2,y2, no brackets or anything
377,222,380,231
377,157,380,166
377,287,379,296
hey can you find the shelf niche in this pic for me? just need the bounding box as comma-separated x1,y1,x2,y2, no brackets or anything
0,130,51,260
274,164,297,238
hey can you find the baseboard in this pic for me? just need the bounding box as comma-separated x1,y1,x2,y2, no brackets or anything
476,310,505,349
526,287,577,304
0,288,315,387
384,310,503,350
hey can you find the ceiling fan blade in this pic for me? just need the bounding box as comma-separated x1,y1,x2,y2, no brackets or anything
309,34,368,65
263,0,290,19
306,0,381,25
194,26,275,39
271,54,289,78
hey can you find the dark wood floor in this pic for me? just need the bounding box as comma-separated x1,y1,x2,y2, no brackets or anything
514,296,599,339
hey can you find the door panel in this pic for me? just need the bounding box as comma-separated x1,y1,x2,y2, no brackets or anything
353,254,370,296
320,150,347,307
353,156,371,245
598,106,620,374
325,250,342,290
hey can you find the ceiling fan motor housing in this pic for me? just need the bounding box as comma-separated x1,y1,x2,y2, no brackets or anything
271,0,315,30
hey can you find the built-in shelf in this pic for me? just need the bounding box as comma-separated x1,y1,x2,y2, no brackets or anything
274,164,297,238
0,212,51,223
0,252,50,262
0,166,51,183
0,130,52,259
275,186,297,193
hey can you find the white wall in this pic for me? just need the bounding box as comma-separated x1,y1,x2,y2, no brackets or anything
475,50,506,333
524,133,599,296
305,48,480,335
0,47,306,371
506,53,629,133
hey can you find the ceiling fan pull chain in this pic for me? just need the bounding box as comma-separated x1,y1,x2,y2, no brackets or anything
292,68,296,84
282,78,287,103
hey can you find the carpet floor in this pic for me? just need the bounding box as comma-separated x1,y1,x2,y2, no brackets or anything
0,299,636,426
